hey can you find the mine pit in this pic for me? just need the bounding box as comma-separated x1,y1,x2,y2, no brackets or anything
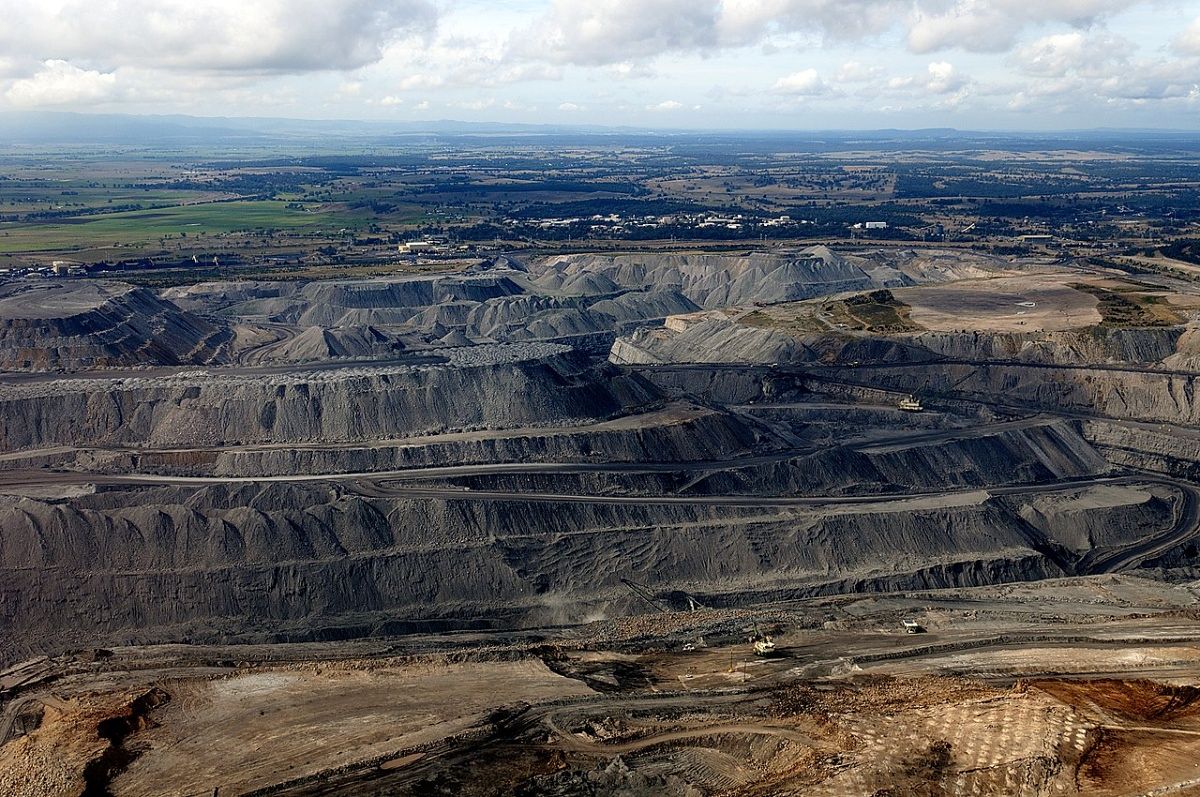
5,247,1200,795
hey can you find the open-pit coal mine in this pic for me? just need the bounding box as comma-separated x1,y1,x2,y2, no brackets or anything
8,247,1200,796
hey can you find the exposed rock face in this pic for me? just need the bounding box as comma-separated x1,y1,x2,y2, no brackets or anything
0,281,231,370
0,478,1168,661
256,325,411,364
0,251,1047,372
294,276,526,327
0,249,1191,665
611,315,1193,370
608,314,1200,427
1082,420,1200,480
169,271,702,363
611,320,807,365
40,405,760,478
534,251,888,308
1009,484,1175,552
148,250,1020,369
0,346,656,450
908,327,1185,366
822,362,1200,425
208,406,755,477
688,419,1109,496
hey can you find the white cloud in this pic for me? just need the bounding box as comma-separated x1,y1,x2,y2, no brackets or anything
513,0,720,66
883,60,974,97
512,0,915,67
717,0,906,45
0,0,437,74
907,6,1012,53
5,60,117,106
1012,31,1132,77
834,61,883,83
925,61,966,94
510,0,1151,67
608,62,657,80
395,74,446,91
488,63,562,85
451,97,497,111
907,0,1138,54
772,68,827,95
1006,50,1199,114
1174,17,1200,56
1095,59,1200,100
0,0,1193,126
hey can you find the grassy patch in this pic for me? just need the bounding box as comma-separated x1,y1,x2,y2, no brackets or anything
741,289,921,335
838,289,919,332
796,289,923,333
1070,283,1182,328
741,306,827,334
0,200,356,254
97,259,467,288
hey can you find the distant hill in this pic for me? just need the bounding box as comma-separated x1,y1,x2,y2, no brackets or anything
0,110,1196,150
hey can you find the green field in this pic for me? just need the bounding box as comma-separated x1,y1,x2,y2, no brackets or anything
0,188,220,215
0,200,355,254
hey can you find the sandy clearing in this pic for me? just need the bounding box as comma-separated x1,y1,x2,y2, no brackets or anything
113,659,592,797
898,274,1102,333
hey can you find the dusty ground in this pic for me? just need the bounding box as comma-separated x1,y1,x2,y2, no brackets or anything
113,660,591,796
736,271,1188,336
7,252,1200,796
898,272,1103,332
0,691,137,797
5,576,1200,796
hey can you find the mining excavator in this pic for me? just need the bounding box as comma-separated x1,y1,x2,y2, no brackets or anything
751,624,777,656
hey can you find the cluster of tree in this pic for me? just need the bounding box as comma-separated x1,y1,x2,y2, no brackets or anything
1154,239,1200,266
3,203,146,222
160,172,315,195
412,180,644,197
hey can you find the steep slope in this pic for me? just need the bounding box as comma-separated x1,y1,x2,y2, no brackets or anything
534,251,889,308
0,479,1170,662
0,345,657,450
0,281,231,370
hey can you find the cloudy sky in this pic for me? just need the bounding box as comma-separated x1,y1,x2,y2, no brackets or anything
1,0,1198,129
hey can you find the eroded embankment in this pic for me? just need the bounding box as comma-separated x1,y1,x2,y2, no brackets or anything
50,405,761,478
81,689,170,797
0,473,1175,663
0,283,231,371
686,418,1108,496
0,348,656,451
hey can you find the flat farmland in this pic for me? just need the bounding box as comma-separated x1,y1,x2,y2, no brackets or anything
0,200,353,254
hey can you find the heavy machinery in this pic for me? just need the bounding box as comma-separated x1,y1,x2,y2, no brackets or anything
898,395,923,412
621,578,670,614
751,624,777,656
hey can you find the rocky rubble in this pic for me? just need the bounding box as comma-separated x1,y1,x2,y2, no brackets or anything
0,281,231,370
0,477,1172,662
0,345,648,450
